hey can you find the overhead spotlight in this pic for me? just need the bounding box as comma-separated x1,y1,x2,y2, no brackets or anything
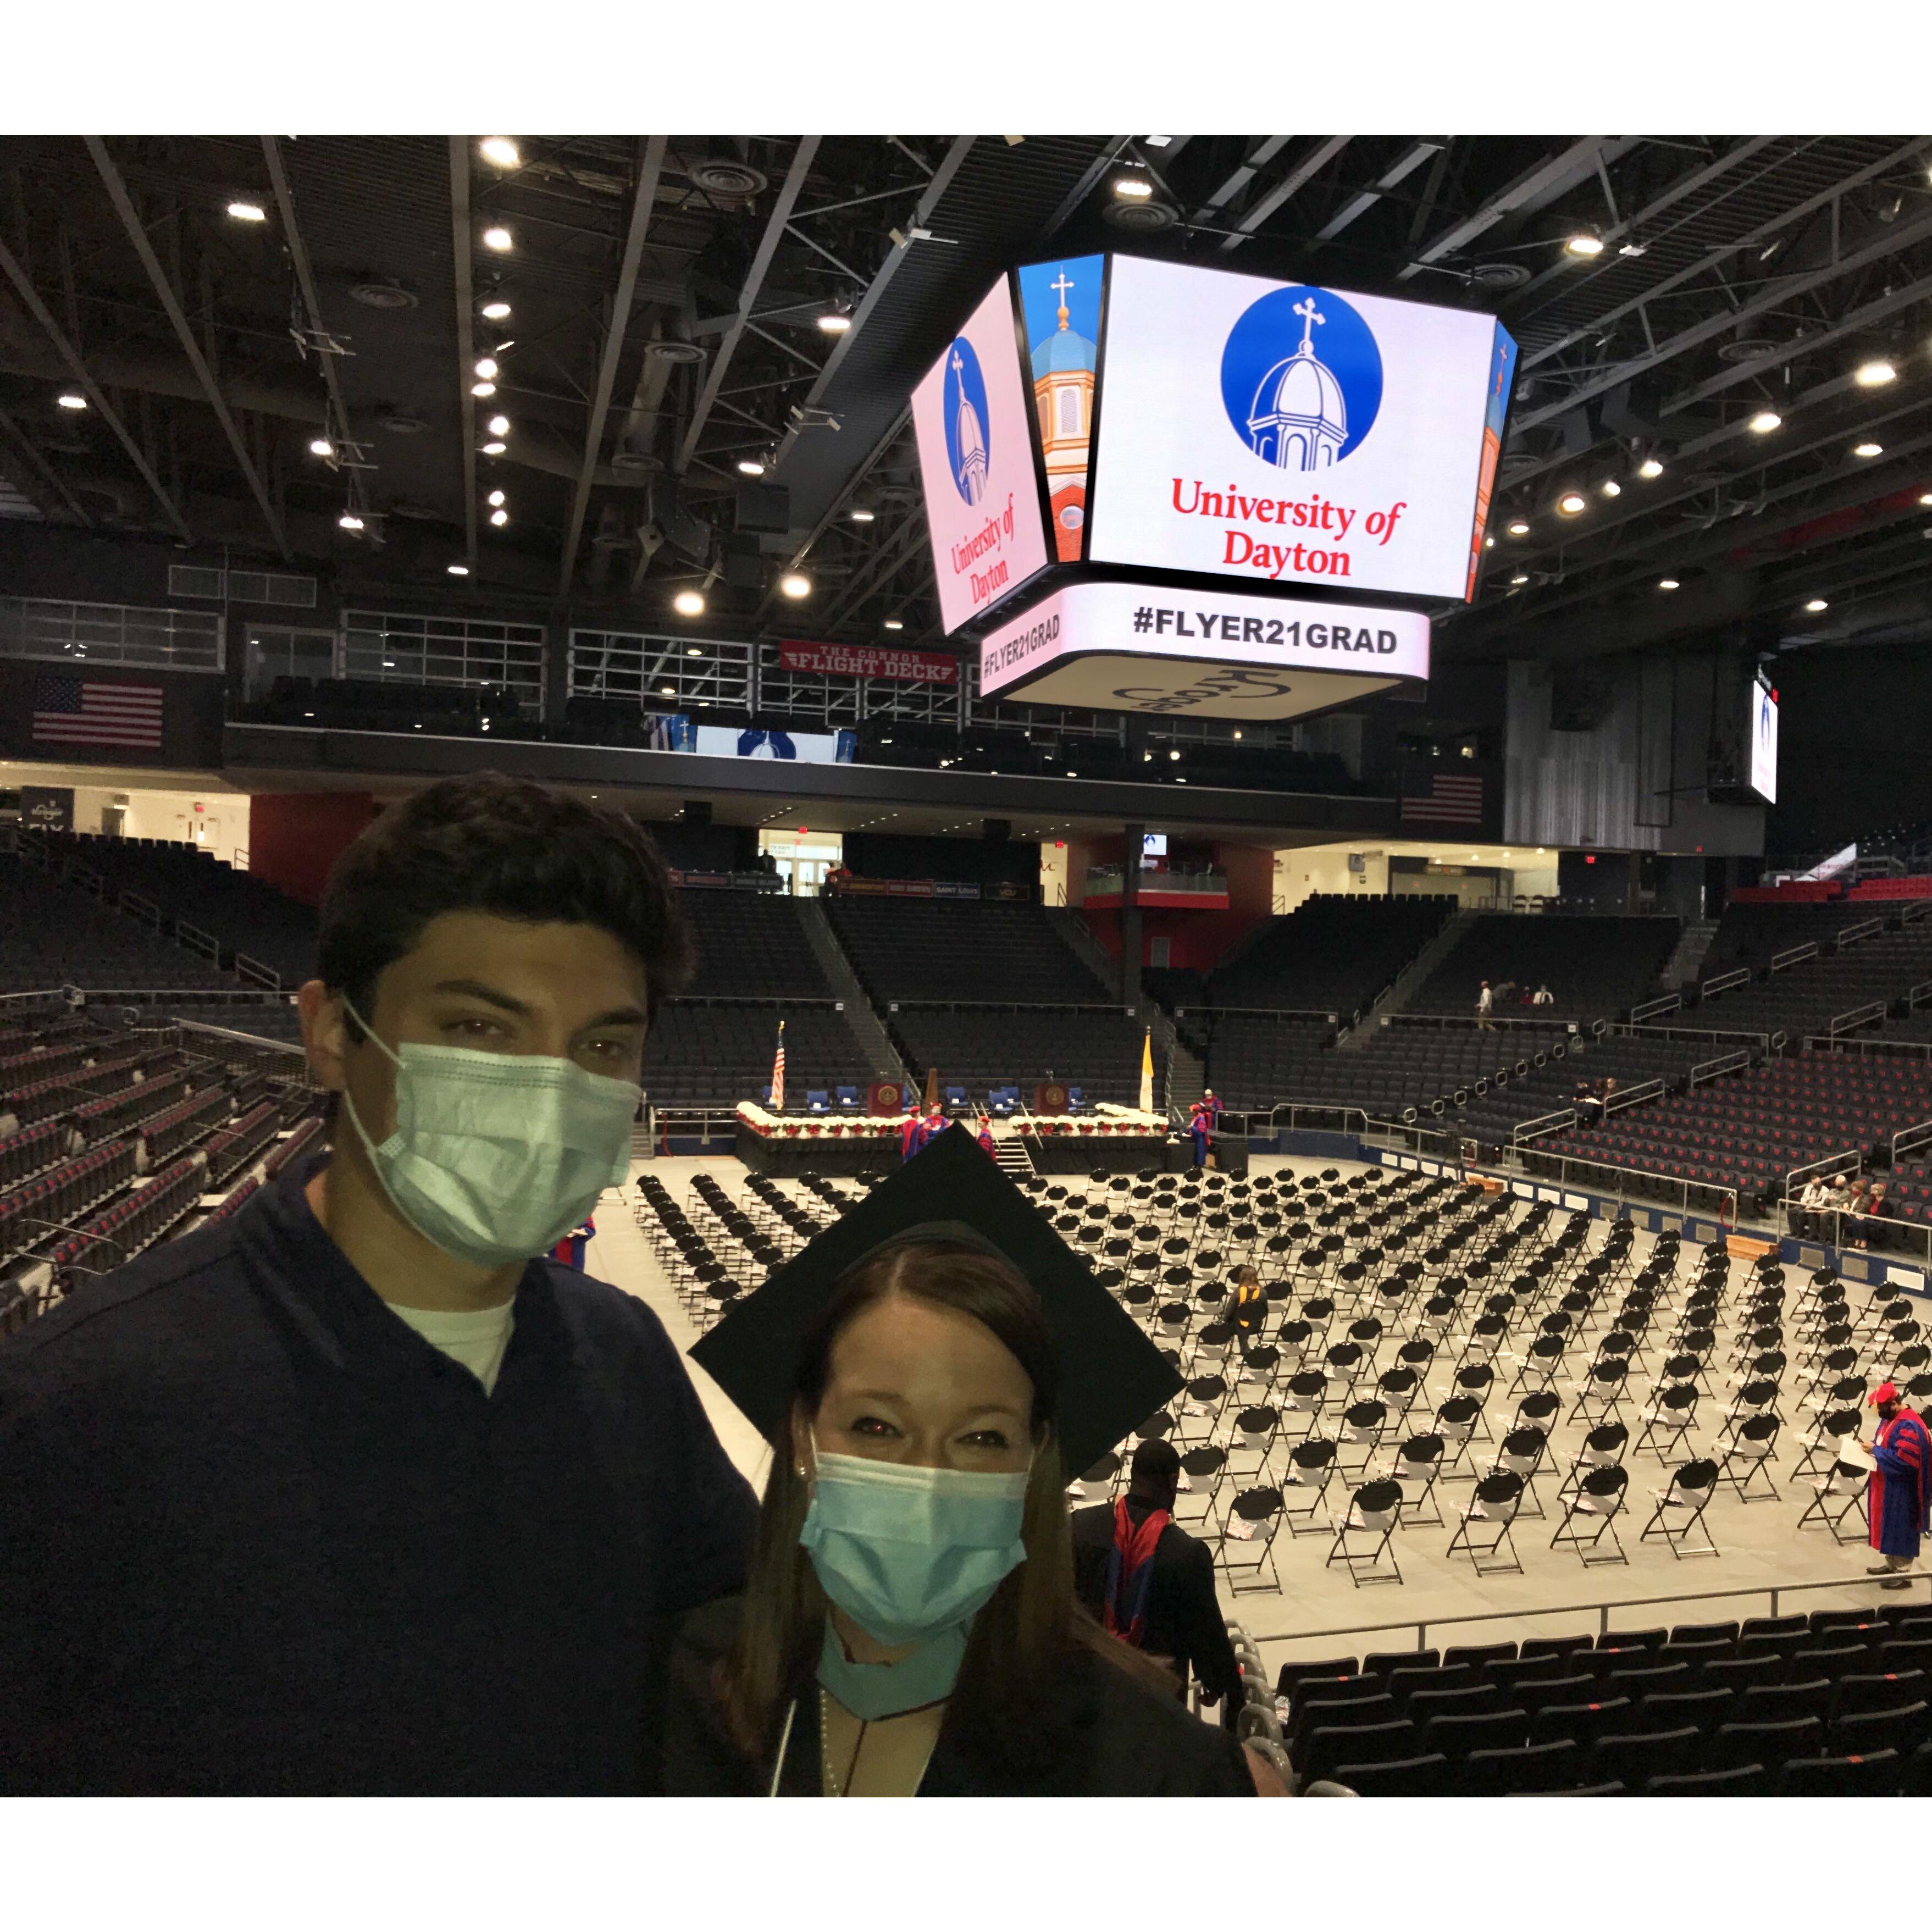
481,226,514,252
685,646,704,656
1658,577,1679,590
481,440,507,456
489,508,508,527
1510,572,1530,585
737,457,767,477
1638,457,1665,479
226,201,267,223
1600,479,1621,497
1748,409,1782,434
447,562,470,576
849,506,876,522
487,489,505,508
474,357,499,381
1484,536,1495,548
1558,491,1587,515
779,572,812,599
658,684,675,697
816,311,853,334
882,618,904,631
673,590,705,617
1855,358,1897,387
1806,598,1829,613
1920,492,1932,507
56,392,87,411
479,299,512,321
1564,230,1605,257
1505,518,1530,536
308,436,334,458
487,414,510,436
1114,176,1155,199
337,512,364,532
1169,749,1181,761
479,137,521,169
1853,441,1884,458
471,381,497,398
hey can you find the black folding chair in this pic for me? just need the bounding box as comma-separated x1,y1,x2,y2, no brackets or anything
1715,1413,1782,1504
1632,1384,1700,1465
1326,1477,1405,1588
1549,1464,1630,1566
1639,1457,1720,1559
1215,1486,1287,1595
1447,1470,1526,1576
1795,1458,1870,1544
1281,1438,1340,1537
1389,1433,1447,1529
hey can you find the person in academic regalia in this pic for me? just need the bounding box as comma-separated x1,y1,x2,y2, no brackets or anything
550,1213,596,1270
1070,1440,1243,1724
1865,1382,1932,1588
900,1103,947,1164
1187,1090,1222,1169
663,1126,1271,1797
975,1114,997,1159
1221,1263,1268,1361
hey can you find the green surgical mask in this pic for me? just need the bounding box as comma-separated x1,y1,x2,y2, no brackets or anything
340,998,640,1269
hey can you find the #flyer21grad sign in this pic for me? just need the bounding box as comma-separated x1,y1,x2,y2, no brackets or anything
1087,254,1515,603
911,275,1053,636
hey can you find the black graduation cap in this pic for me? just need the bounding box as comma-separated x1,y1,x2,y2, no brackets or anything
690,1124,1183,1475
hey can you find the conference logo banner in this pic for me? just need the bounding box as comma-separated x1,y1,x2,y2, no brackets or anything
978,579,1428,722
1087,255,1515,603
778,640,958,685
911,275,1052,636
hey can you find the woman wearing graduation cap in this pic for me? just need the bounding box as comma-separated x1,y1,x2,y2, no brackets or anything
665,1124,1261,1797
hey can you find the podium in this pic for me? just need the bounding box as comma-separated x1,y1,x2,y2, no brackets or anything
868,1081,906,1116
1033,1081,1070,1115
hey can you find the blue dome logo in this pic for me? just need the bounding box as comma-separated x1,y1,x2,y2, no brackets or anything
1220,285,1382,471
942,336,992,505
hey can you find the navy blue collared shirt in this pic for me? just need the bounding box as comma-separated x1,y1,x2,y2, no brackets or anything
0,1155,757,1794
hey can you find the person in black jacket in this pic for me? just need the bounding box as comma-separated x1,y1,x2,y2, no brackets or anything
0,775,758,1794
1071,1440,1244,1719
664,1127,1264,1797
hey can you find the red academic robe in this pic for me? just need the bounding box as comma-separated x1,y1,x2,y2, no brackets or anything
1870,1409,1932,1557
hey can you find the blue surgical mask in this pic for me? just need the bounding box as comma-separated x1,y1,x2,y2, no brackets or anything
799,1446,1031,1651
339,998,639,1270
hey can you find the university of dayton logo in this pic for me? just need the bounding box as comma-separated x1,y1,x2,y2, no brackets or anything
943,336,991,505
1219,285,1383,473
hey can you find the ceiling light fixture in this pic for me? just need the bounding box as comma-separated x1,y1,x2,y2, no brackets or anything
474,357,499,381
1564,230,1605,257
479,300,511,322
1638,457,1664,479
337,512,364,532
1510,572,1530,586
56,392,87,410
447,563,470,576
1854,358,1897,387
487,489,505,507
481,226,513,253
673,590,705,617
1600,479,1621,497
1806,598,1829,613
1748,409,1782,434
1853,441,1884,458
816,311,852,334
1114,176,1155,200
779,572,812,599
883,619,904,631
849,507,875,522
1658,577,1679,590
1558,491,1587,515
737,457,766,477
308,437,333,458
479,138,521,169
226,201,267,223
1920,492,1932,507
481,440,506,456
487,414,510,436
489,508,508,527
685,646,703,657
471,381,497,398
1506,519,1529,536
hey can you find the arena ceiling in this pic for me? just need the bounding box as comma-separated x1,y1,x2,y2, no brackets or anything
2,134,1929,662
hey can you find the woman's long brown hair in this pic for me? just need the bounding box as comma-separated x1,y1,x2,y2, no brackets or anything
719,1238,1172,1774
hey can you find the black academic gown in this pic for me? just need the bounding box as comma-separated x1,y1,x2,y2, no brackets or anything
1069,1499,1245,1710
661,1597,1253,1796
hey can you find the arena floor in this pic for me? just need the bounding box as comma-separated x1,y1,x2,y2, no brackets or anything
595,1151,1929,1692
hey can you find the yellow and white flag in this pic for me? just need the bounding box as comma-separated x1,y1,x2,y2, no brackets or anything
1137,1028,1154,1114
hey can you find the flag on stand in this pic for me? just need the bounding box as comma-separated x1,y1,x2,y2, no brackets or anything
769,1020,786,1112
1138,1028,1154,1114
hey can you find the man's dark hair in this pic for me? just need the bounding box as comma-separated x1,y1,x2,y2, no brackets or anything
318,773,694,1029
1129,1437,1181,1498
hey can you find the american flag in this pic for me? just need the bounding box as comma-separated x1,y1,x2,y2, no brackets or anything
769,1020,786,1112
1401,771,1485,826
32,674,164,750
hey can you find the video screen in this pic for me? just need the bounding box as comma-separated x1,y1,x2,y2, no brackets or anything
1750,676,1778,804
1142,833,1168,858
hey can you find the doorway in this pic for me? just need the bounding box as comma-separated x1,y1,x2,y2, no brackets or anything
757,829,844,897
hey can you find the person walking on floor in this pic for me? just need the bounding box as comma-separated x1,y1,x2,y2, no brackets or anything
1475,981,1494,1032
1865,1382,1932,1589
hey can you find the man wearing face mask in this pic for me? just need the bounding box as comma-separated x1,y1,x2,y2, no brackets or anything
0,774,758,1793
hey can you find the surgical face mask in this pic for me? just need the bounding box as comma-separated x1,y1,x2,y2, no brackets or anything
339,998,640,1270
799,1445,1031,1650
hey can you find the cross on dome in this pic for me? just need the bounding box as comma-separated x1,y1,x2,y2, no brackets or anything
950,347,965,378
1051,268,1074,329
1293,295,1326,352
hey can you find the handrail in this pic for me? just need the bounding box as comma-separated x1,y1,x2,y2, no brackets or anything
1903,899,1932,928
1784,1145,1863,1203
1689,1048,1751,1087
1604,1076,1664,1114
118,888,163,928
1828,999,1887,1037
1770,942,1820,974
233,953,282,990
1700,965,1752,998
175,920,220,962
1514,1143,1737,1223
1892,1115,1932,1164
1510,1107,1575,1144
1806,1032,1932,1062
1835,916,1884,949
1627,993,1681,1023
1909,978,1932,1013
1610,1019,1770,1051
1247,1570,1929,1655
